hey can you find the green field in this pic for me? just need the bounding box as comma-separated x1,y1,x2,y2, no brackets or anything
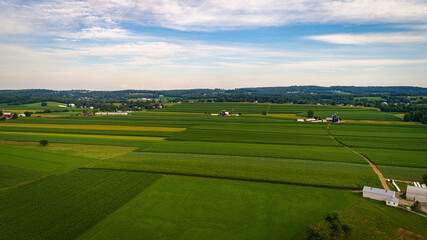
0,169,160,240
0,103,426,239
79,175,359,240
0,164,50,192
137,140,364,163
0,145,96,174
85,152,379,189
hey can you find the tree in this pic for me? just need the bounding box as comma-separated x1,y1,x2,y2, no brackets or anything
24,111,33,117
423,174,427,184
307,109,314,118
41,102,47,106
403,113,411,122
0,117,6,121
411,201,421,212
11,112,18,119
39,140,48,146
306,223,329,240
261,111,267,115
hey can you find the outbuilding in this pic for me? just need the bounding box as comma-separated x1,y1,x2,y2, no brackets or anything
407,185,427,202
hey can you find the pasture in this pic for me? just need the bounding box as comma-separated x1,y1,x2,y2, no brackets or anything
79,175,359,240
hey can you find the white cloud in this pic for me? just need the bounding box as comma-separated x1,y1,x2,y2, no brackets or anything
61,27,131,40
1,0,427,33
306,32,427,44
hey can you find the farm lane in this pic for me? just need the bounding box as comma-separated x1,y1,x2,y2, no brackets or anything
327,123,389,190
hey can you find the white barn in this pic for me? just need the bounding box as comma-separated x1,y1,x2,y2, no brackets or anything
363,186,396,201
95,112,128,116
407,185,427,202
385,197,399,207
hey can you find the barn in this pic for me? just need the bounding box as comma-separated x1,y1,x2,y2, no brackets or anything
407,185,427,202
363,186,395,201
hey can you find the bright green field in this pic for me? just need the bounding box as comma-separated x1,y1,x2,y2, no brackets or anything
0,164,50,192
0,145,96,174
335,135,427,151
137,141,364,163
307,110,401,121
85,152,379,189
79,175,359,240
0,169,161,240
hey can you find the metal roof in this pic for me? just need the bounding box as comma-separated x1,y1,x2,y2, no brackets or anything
407,185,427,195
385,197,399,203
363,186,395,197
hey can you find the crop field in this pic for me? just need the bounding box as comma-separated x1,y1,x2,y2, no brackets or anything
353,147,427,168
85,152,379,189
1,102,426,239
79,175,359,240
0,131,164,146
0,169,161,240
377,165,427,181
0,145,96,174
0,140,138,160
0,123,186,132
137,141,364,163
167,128,340,146
0,164,50,192
302,110,402,121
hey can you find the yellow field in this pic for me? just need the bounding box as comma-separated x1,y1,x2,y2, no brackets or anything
0,123,186,132
0,131,165,141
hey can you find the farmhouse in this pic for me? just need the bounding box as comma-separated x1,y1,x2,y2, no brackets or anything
18,113,26,117
95,112,128,116
407,185,427,202
363,186,396,202
385,197,399,207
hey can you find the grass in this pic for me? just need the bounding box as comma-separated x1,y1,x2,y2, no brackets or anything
377,165,427,182
334,135,427,151
78,175,359,240
336,198,427,239
85,152,380,189
0,164,50,193
137,140,365,163
0,131,164,146
167,128,340,147
0,169,161,240
0,123,186,132
353,147,427,168
0,145,97,174
0,140,138,160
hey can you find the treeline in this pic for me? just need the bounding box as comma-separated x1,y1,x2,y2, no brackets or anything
404,111,427,124
0,94,70,105
1,86,426,100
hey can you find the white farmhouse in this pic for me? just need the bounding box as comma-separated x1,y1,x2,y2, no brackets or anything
95,112,128,116
385,197,399,207
407,185,427,202
363,186,396,202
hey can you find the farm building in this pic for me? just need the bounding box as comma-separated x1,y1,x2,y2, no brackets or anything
385,197,399,207
95,112,128,116
297,119,304,122
363,186,396,201
2,112,13,118
18,113,26,117
407,185,427,202
220,110,229,116
332,114,339,122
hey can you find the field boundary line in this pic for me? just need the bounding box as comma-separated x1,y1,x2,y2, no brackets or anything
73,172,165,240
327,123,389,190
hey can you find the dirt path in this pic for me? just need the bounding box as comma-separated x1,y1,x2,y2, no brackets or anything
327,124,389,190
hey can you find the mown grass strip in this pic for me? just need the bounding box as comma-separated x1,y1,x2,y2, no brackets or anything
0,169,161,240
0,123,186,132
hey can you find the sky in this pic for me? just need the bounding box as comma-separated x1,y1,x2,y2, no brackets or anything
0,0,427,90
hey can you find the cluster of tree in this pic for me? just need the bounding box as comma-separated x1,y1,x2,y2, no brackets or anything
0,94,70,105
73,99,166,112
305,211,352,240
403,110,427,124
379,103,427,113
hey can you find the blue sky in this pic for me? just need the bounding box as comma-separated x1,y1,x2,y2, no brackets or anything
0,0,427,90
